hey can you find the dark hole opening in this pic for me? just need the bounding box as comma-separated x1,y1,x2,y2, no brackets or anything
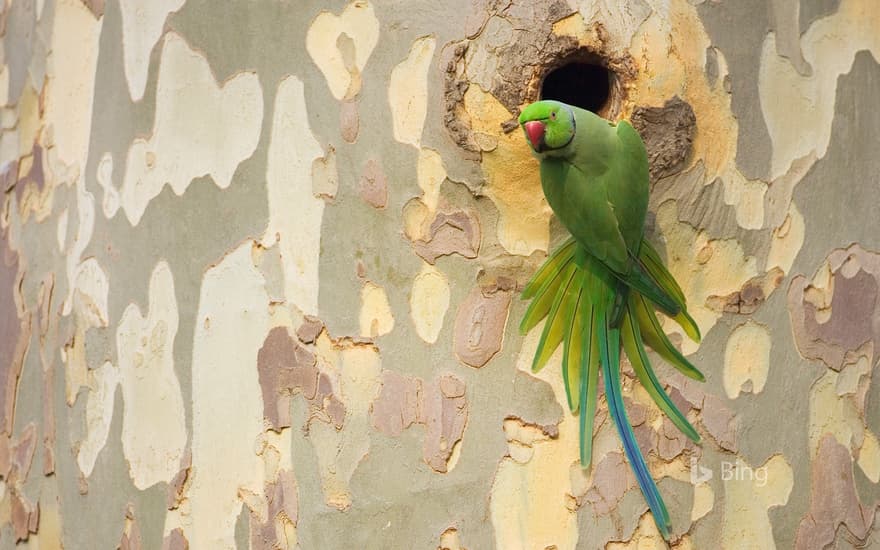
540,62,610,113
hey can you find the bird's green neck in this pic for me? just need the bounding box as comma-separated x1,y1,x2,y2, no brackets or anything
540,108,618,176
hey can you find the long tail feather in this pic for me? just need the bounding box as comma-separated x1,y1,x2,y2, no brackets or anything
635,294,704,382
639,240,701,342
603,318,673,539
621,302,700,442
520,253,576,335
562,270,585,412
522,238,577,299
520,240,704,539
578,269,600,467
532,263,578,372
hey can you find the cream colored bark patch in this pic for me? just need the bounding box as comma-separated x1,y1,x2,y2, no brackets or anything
723,321,771,399
119,0,186,101
858,430,880,483
64,257,109,405
417,148,445,214
121,32,263,225
410,262,450,344
720,455,793,549
359,281,394,338
311,335,382,510
187,242,268,548
45,0,102,171
306,0,379,100
809,368,866,457
96,152,120,218
116,261,186,490
389,36,435,147
760,0,880,180
766,202,805,274
76,361,119,478
261,75,324,316
464,86,551,256
56,208,67,252
691,481,714,522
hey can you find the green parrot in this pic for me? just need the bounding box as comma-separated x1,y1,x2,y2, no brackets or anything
517,100,704,539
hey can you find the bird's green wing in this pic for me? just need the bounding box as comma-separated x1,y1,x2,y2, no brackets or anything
606,120,650,253
540,159,630,274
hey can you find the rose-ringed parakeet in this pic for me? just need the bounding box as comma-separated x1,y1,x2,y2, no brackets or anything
518,100,703,539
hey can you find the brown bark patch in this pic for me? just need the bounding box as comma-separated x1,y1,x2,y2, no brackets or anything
371,372,469,473
357,158,387,209
788,244,880,371
795,434,875,548
257,327,320,431
411,208,481,265
453,285,511,368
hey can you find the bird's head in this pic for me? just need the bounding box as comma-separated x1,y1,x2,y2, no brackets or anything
518,100,576,155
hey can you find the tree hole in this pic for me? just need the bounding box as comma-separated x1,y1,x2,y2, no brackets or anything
540,62,611,113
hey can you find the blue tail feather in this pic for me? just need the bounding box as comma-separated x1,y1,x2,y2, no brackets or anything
600,304,672,538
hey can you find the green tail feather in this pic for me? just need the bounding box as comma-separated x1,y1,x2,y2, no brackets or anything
633,294,704,382
532,263,578,373
521,239,704,538
522,238,577,299
639,240,701,342
561,270,585,412
520,251,576,335
578,267,601,467
622,302,700,442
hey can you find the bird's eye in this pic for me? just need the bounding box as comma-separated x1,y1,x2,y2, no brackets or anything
550,111,557,120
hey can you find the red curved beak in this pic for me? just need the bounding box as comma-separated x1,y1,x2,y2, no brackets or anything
523,120,546,151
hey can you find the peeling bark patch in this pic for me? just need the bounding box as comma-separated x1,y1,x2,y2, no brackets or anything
296,315,324,345
6,423,42,541
119,504,142,550
453,285,511,368
250,469,298,550
723,321,772,399
371,371,468,473
357,159,387,209
13,144,47,208
389,36,436,147
340,99,359,143
312,145,339,201
582,452,635,516
411,207,481,265
788,244,880,371
700,394,737,452
80,0,105,17
257,327,319,432
162,528,189,550
410,262,451,344
0,230,28,435
630,97,696,182
306,0,379,101
167,449,192,511
795,434,874,548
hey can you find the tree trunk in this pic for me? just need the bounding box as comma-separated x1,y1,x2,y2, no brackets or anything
1,0,878,548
